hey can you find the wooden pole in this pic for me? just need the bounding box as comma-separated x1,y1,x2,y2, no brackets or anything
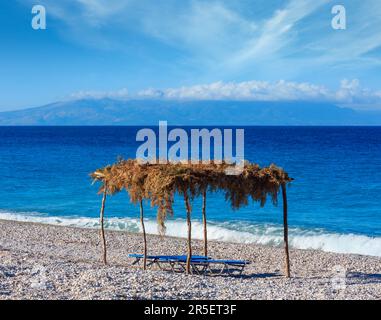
140,199,148,270
281,183,291,278
202,189,208,257
100,186,107,265
183,192,192,274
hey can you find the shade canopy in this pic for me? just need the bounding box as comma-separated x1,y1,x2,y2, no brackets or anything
91,159,293,232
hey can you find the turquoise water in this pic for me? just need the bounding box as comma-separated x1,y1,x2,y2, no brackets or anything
1,126,381,256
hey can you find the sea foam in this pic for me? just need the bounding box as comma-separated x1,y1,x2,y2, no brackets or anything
1,210,380,257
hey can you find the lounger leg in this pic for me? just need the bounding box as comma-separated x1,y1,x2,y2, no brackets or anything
132,258,140,266
170,262,176,273
156,259,163,270
192,265,200,274
226,264,231,275
218,264,225,275
239,265,245,276
178,262,186,273
174,262,182,273
193,264,202,275
210,264,219,276
206,264,212,275
201,264,208,275
161,262,167,271
203,264,210,275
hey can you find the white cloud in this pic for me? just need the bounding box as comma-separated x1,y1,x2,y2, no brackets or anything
70,79,381,109
335,79,381,105
151,80,332,101
135,80,363,104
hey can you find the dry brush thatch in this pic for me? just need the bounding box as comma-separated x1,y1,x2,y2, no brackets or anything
91,159,292,231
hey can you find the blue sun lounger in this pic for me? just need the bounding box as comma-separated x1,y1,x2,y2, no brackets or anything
203,259,251,275
128,254,175,268
128,254,250,275
129,254,209,264
128,254,212,274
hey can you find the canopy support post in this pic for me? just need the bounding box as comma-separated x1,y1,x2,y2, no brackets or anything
183,192,192,275
140,199,147,270
281,183,291,278
100,185,107,265
202,189,208,257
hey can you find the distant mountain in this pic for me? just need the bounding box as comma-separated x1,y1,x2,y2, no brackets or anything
1,99,381,125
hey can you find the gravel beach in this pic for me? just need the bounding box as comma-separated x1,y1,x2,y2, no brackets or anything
0,219,380,300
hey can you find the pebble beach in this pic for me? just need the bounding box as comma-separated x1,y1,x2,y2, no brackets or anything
0,219,380,300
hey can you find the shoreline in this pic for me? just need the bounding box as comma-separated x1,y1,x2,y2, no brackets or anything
1,217,380,259
0,219,380,300
1,212,381,258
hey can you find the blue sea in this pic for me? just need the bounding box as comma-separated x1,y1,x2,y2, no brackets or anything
1,126,381,256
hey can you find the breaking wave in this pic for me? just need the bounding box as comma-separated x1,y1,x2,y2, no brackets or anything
1,210,380,257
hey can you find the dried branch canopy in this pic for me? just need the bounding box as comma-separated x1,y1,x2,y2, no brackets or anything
91,159,293,233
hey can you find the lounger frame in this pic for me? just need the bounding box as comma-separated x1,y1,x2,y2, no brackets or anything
128,254,251,276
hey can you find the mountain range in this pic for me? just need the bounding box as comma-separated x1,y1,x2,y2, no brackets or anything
1,99,381,125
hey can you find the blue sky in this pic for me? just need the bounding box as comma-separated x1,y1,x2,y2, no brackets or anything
1,0,381,111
